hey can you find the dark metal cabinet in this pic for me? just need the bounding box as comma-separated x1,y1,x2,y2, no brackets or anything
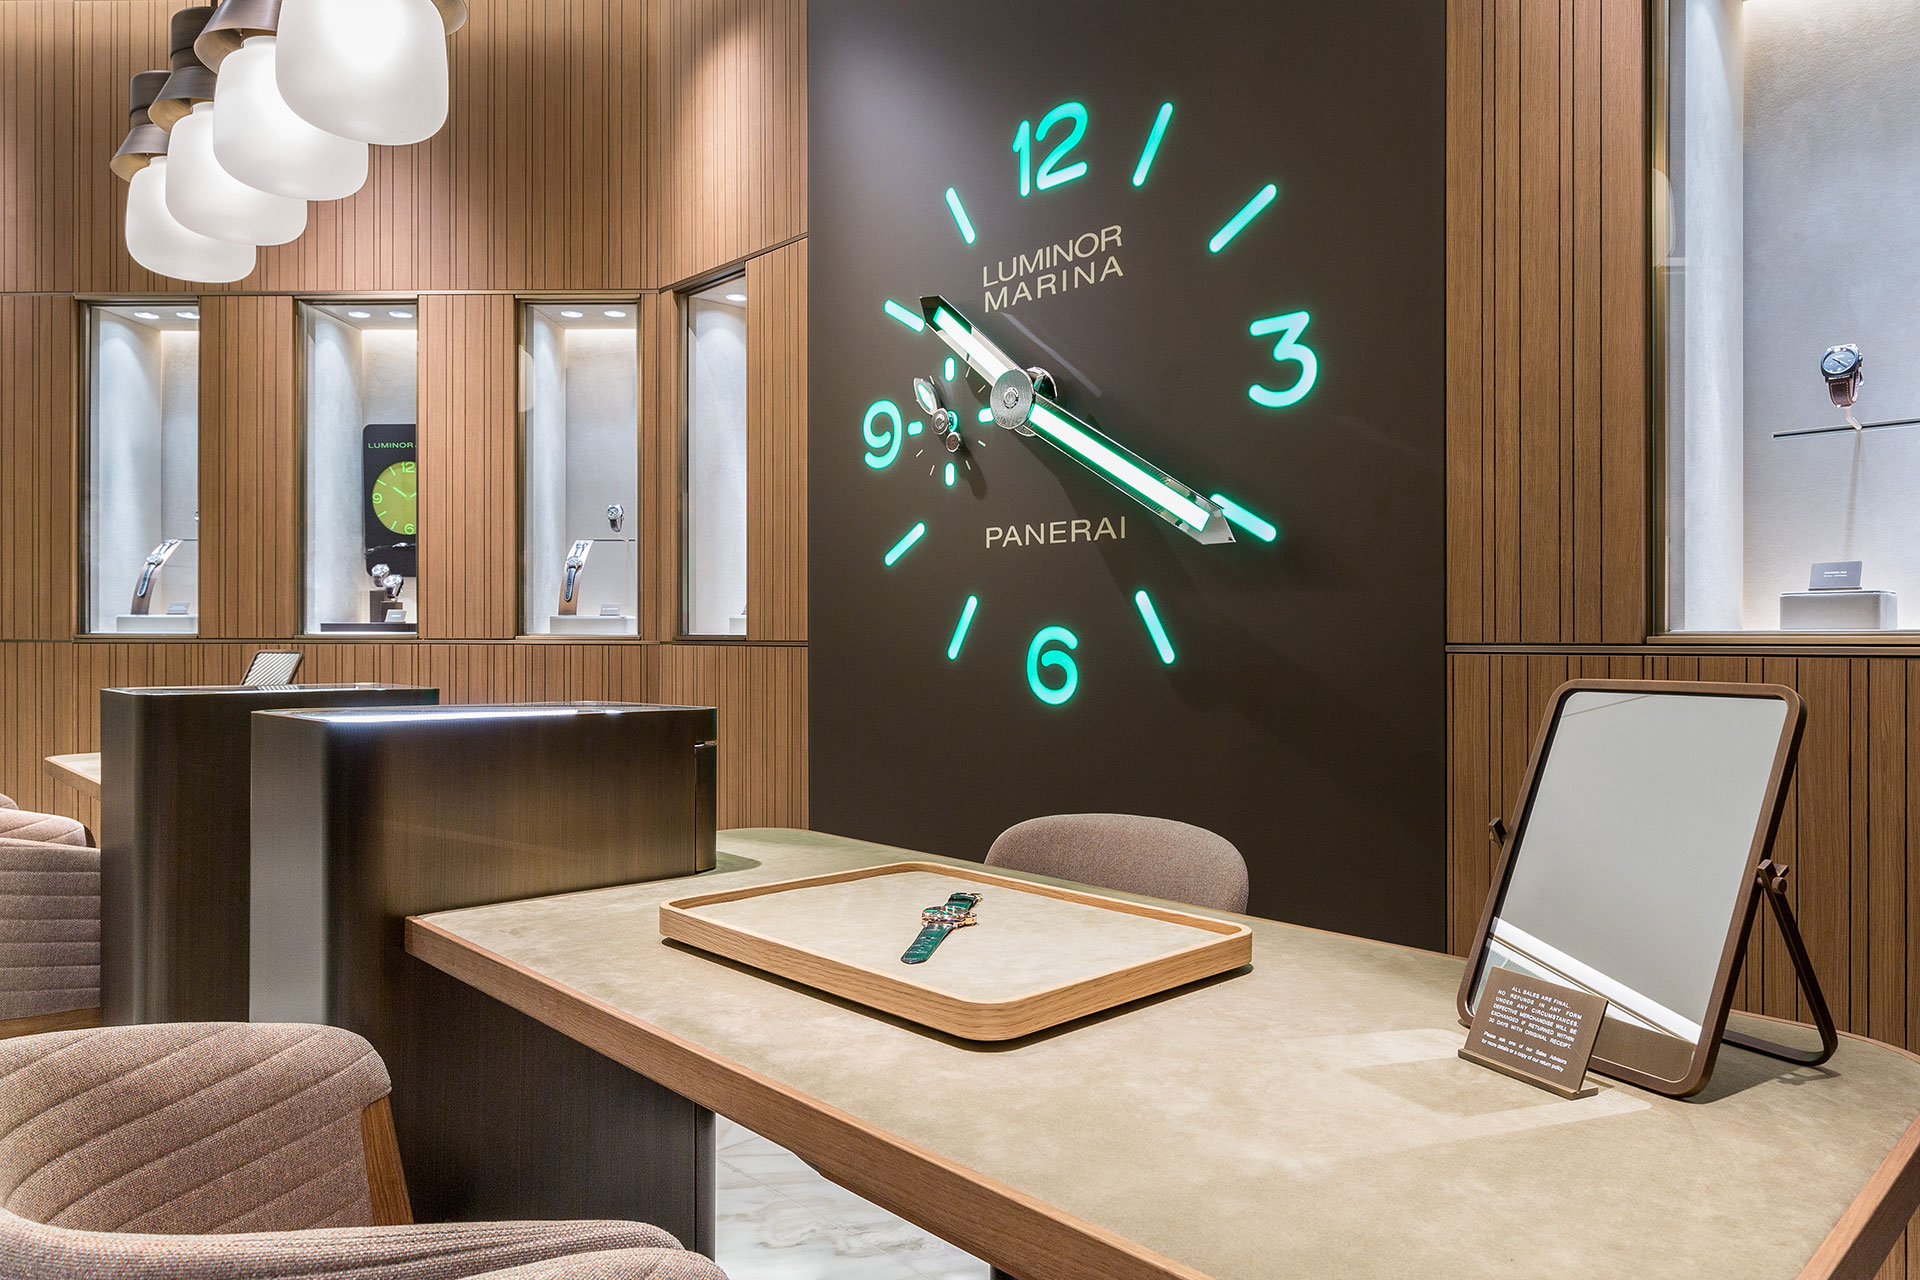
99,683,439,1025
249,703,718,1244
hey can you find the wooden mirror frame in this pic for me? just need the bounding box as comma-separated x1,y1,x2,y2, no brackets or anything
1456,678,1826,1097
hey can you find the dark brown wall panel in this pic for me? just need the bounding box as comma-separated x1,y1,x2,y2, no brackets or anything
0,296,76,641
197,294,296,640
418,294,517,640
746,240,805,642
1445,0,1646,646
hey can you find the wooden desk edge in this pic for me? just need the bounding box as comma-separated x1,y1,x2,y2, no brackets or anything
405,913,1920,1280
42,753,101,800
404,915,1210,1280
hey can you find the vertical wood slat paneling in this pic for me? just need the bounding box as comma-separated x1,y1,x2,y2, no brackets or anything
652,641,806,829
1445,0,1647,646
746,240,805,641
198,294,296,640
0,295,76,641
418,294,517,640
640,290,684,640
644,0,806,288
0,3,75,293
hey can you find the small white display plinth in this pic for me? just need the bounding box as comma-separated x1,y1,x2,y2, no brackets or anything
1779,590,1897,631
114,614,198,635
548,614,638,636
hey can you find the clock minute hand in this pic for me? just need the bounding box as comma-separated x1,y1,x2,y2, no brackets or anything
917,295,1232,545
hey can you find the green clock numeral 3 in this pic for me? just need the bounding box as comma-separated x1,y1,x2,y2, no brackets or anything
1248,311,1318,409
1013,102,1089,197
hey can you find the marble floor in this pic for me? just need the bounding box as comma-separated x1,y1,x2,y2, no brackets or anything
715,1118,990,1280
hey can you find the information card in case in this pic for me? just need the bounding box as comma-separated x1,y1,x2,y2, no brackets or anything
1459,967,1607,1098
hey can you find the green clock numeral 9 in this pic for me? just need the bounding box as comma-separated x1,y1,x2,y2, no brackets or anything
1248,311,1318,409
1026,626,1079,706
863,399,903,469
1013,102,1089,197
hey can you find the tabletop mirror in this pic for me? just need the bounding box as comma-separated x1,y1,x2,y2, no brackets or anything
1459,680,1835,1096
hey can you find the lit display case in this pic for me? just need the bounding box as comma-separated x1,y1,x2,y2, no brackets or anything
300,301,419,634
85,302,201,635
1661,0,1920,634
683,277,747,637
520,302,640,635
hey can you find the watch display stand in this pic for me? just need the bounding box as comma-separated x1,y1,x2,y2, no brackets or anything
114,613,198,635
543,536,638,637
1779,590,1897,630
549,613,635,636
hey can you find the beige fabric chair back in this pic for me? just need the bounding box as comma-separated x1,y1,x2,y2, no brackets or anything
986,813,1250,914
0,1023,391,1234
0,840,100,1024
0,806,88,847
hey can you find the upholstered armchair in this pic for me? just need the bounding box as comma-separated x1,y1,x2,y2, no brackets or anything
0,790,101,1035
0,1022,727,1279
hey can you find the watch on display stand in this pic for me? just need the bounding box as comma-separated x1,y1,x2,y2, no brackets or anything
547,503,636,635
117,536,198,634
1821,344,1865,428
129,537,184,616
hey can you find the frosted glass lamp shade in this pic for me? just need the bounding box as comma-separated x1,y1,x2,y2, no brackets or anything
125,158,256,283
166,102,308,245
276,0,450,146
214,37,368,201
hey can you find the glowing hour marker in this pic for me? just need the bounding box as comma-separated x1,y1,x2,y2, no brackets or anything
884,299,926,332
944,357,956,381
944,461,956,486
1026,626,1080,705
907,420,924,435
884,522,926,566
1210,492,1279,542
978,407,994,424
944,187,977,244
1133,590,1176,665
863,400,902,469
1132,103,1173,187
1248,311,1318,407
947,595,978,660
1209,183,1278,253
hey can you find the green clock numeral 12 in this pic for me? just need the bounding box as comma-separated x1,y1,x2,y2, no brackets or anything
1013,102,1089,197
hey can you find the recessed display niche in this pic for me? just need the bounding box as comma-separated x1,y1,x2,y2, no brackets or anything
85,302,201,635
1662,0,1920,633
300,301,419,634
520,301,640,636
683,277,748,637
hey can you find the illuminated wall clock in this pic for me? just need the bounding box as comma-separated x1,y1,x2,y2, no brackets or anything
362,422,417,576
809,0,1447,942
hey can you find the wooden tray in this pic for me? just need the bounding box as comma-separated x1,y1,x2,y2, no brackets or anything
658,861,1252,1040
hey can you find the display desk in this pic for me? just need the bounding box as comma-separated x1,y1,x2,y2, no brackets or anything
42,752,101,799
408,829,1920,1280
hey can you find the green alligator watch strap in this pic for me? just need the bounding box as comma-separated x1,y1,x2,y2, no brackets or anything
900,891,981,965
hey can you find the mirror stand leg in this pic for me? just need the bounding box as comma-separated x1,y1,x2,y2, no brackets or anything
1722,861,1840,1067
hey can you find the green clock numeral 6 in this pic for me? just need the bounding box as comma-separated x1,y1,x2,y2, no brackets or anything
1013,102,1089,197
1026,626,1079,706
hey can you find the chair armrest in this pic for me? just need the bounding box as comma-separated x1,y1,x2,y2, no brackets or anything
474,1247,728,1279
0,1024,392,1234
0,1214,703,1280
0,840,100,1023
0,792,15,809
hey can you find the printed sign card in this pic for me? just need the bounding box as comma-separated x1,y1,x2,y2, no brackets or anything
1460,967,1607,1098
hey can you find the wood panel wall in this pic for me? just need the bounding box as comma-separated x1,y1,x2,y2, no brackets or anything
0,0,811,830
746,240,806,642
1445,0,1647,646
418,294,518,640
1447,1,1920,1273
198,294,297,640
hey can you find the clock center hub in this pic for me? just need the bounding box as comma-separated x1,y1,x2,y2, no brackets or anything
991,366,1053,436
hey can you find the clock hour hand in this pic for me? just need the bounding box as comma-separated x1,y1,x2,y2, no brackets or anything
916,295,1232,544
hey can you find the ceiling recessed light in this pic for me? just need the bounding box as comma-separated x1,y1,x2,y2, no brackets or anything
559,309,584,319
602,308,628,318
388,309,413,320
176,310,199,320
725,293,747,303
133,311,161,320
347,309,372,319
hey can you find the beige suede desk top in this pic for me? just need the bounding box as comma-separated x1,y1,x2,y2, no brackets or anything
413,829,1920,1280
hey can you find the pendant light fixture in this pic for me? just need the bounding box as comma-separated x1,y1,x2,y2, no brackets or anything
115,68,255,282
148,7,219,131
208,24,368,200
124,158,256,284
166,101,308,245
274,0,466,147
